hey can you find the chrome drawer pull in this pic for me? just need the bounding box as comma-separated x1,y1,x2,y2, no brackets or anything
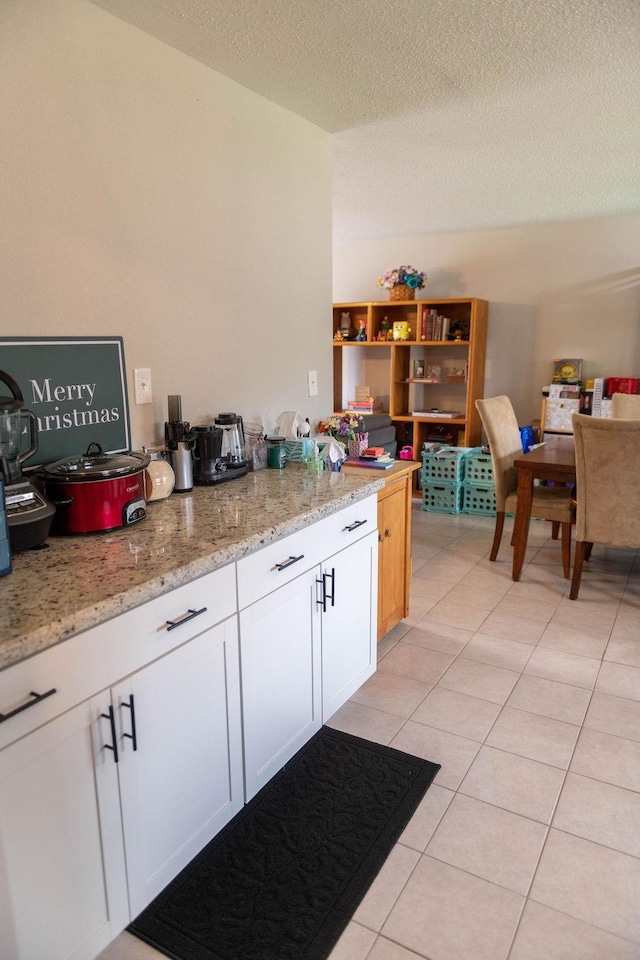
165,607,207,631
343,519,368,532
273,554,304,571
0,688,57,724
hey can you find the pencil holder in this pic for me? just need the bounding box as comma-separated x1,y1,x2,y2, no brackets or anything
348,434,369,459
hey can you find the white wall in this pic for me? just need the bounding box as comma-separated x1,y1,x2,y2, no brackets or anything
333,215,640,425
0,0,333,449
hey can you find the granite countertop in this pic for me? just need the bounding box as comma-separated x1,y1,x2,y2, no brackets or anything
0,466,383,673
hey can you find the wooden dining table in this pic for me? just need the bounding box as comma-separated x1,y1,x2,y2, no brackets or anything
512,435,576,581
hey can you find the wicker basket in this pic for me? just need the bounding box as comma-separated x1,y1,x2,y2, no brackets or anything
389,284,415,301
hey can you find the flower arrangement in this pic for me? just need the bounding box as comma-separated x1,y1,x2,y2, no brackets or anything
318,411,361,440
377,265,426,290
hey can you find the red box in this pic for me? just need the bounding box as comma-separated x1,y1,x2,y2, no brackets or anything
364,446,384,457
605,377,640,398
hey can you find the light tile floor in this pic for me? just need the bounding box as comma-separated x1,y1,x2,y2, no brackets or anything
99,506,640,960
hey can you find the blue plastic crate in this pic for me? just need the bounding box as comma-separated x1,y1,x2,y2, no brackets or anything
422,481,463,514
421,447,470,485
464,449,494,485
462,482,496,516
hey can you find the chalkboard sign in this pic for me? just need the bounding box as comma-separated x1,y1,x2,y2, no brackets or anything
0,337,130,467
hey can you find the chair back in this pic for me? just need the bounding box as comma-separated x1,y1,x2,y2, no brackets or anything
611,393,640,419
475,396,522,509
572,413,640,547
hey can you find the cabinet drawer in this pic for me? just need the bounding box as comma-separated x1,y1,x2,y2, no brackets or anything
311,494,378,557
237,525,321,609
0,564,236,750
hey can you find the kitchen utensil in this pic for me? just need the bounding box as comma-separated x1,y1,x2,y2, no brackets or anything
164,395,194,492
38,443,149,534
0,369,56,551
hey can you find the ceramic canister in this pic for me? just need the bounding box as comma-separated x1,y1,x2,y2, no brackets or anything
143,448,176,501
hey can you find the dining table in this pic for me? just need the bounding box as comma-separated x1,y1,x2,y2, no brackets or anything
512,434,576,581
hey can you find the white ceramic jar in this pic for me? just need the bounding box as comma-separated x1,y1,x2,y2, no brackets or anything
142,448,175,502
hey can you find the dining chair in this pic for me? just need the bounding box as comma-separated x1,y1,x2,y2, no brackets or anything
611,393,640,418
570,412,640,599
476,396,575,577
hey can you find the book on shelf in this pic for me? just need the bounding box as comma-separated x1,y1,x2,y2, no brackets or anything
412,410,461,419
346,401,383,413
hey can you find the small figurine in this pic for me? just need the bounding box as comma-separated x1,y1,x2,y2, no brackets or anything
339,311,352,340
355,322,366,341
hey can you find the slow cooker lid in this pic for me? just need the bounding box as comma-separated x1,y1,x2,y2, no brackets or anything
41,443,149,480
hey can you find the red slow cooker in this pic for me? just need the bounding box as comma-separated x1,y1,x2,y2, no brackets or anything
38,443,150,535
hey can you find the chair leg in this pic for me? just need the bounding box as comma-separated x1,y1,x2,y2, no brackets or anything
561,522,572,579
490,512,505,561
551,521,560,540
585,541,594,561
570,540,586,599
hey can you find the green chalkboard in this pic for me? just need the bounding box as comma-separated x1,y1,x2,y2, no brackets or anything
0,337,130,467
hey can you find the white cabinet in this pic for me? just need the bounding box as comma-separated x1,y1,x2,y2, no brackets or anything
0,694,128,960
238,496,378,800
112,617,243,917
239,567,322,800
0,566,242,960
321,529,377,721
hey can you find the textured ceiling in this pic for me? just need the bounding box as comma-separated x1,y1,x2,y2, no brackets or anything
89,0,640,241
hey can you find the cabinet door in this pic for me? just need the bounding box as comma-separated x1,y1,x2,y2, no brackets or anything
114,617,243,917
321,529,378,721
239,567,321,801
377,478,409,639
0,695,128,960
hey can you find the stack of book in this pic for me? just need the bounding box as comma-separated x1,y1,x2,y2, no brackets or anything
346,400,383,414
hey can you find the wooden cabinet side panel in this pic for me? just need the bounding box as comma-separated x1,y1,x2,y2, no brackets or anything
377,475,410,639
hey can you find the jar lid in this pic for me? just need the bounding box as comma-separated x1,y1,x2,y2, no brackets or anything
265,436,286,443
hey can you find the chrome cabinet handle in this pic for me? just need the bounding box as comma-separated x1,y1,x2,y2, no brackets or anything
0,688,57,724
273,554,304,571
165,607,207,631
343,519,368,532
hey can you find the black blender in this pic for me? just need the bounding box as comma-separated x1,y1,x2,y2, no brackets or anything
0,370,56,551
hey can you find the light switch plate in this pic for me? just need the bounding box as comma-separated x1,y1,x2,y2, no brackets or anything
308,370,318,397
134,368,152,405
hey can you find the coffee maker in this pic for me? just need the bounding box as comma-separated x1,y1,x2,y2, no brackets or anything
192,413,248,485
0,370,56,552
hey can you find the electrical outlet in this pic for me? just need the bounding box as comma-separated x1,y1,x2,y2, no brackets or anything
134,368,153,405
308,370,318,397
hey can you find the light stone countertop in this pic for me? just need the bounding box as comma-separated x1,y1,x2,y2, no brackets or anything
0,466,383,673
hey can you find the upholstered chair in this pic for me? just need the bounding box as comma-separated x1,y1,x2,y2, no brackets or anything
611,393,640,418
476,396,575,577
570,413,640,599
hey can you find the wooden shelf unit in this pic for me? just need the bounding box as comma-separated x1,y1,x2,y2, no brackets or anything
333,298,489,462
